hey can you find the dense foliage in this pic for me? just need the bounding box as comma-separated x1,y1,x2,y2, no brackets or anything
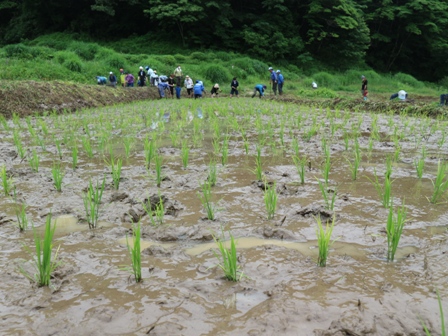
0,0,447,81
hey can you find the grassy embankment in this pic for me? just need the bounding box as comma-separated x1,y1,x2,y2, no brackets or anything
0,33,447,117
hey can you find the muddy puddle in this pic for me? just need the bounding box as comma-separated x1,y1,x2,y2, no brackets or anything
0,99,447,335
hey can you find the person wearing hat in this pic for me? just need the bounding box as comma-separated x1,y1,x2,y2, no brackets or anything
361,75,368,101
174,65,183,87
184,75,194,97
269,67,278,95
108,72,117,87
146,66,155,86
96,76,107,85
276,70,284,95
119,68,125,87
210,83,220,98
252,84,267,98
230,77,239,98
138,66,146,87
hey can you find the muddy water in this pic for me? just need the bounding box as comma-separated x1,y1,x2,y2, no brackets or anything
0,99,447,335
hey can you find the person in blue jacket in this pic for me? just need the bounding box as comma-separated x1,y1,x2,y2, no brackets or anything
193,80,205,99
96,76,107,85
268,67,278,95
252,84,267,98
276,70,284,95
158,81,169,98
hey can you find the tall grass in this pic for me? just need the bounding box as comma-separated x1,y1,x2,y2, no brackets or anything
386,200,407,262
212,230,244,281
315,215,335,267
20,213,61,286
125,221,142,283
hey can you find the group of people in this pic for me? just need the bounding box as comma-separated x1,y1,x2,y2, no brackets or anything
96,64,288,99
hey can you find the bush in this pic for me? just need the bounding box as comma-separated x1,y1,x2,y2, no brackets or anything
104,54,128,69
174,54,187,62
68,41,99,61
313,72,336,88
63,56,83,73
204,64,231,84
394,72,424,88
215,51,232,61
4,44,32,59
190,52,209,62
54,50,79,64
154,55,176,67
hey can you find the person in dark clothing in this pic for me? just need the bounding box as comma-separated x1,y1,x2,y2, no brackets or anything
361,75,368,101
230,77,239,97
210,84,220,97
269,67,278,95
108,72,117,87
440,94,448,106
138,66,146,87
168,74,175,98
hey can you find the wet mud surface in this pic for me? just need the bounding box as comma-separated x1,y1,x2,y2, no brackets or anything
0,99,447,335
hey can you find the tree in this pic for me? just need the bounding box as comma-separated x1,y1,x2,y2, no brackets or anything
146,0,206,46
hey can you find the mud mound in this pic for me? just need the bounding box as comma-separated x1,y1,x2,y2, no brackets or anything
0,80,160,118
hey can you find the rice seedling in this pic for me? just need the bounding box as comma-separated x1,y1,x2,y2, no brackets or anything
414,147,426,179
208,159,218,186
322,143,331,185
71,143,78,170
212,230,244,281
53,136,63,159
386,200,407,262
430,160,448,204
343,131,350,151
0,114,9,131
37,119,48,136
26,118,36,138
346,140,361,180
212,137,221,155
15,202,29,231
122,136,134,159
12,129,26,159
51,162,64,192
315,215,335,267
291,137,300,157
109,156,123,190
198,181,216,220
292,155,307,184
154,154,163,187
264,181,278,220
368,168,392,208
169,131,180,147
81,136,94,158
29,149,40,172
221,136,229,166
20,213,61,287
181,140,189,169
253,145,263,181
0,166,13,196
82,177,106,229
142,195,164,226
125,221,142,283
438,130,446,149
318,179,337,210
420,289,446,336
144,137,156,168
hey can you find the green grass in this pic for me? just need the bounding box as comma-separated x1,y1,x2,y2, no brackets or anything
386,200,407,262
292,155,307,184
142,195,164,226
315,215,336,267
318,180,337,211
0,165,13,196
181,140,189,169
15,202,29,231
125,221,142,283
368,168,393,208
212,230,244,282
20,213,61,287
207,159,218,186
29,149,40,172
108,155,122,190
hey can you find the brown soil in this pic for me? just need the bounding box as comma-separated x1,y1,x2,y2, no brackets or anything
0,80,446,118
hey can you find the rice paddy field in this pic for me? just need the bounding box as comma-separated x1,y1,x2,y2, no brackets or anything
0,98,447,335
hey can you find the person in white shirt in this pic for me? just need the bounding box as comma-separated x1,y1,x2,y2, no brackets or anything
184,75,194,98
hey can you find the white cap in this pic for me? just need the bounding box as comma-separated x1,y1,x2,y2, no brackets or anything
276,70,281,73
268,67,273,70
139,66,143,69
110,72,113,74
